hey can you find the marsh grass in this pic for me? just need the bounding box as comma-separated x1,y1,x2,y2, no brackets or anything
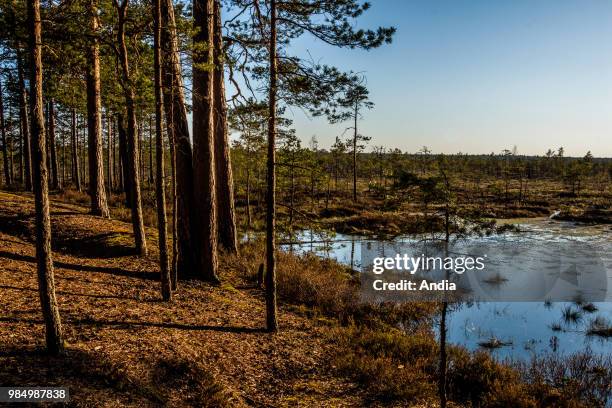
587,316,612,338
562,306,583,324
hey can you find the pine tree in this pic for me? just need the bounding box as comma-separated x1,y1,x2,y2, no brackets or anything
212,0,238,254
86,0,110,218
161,0,195,281
192,0,219,283
27,0,64,355
154,0,171,300
113,0,147,256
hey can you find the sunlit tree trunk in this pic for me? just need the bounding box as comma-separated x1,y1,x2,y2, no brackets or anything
266,0,278,332
154,0,171,300
161,0,195,280
213,0,238,254
87,0,110,217
352,104,358,202
28,0,64,355
192,0,219,282
114,0,147,255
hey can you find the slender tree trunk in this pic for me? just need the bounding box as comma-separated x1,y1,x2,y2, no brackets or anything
6,109,15,185
213,0,238,253
60,123,65,186
87,0,110,218
192,0,219,282
352,105,357,202
44,102,51,187
168,110,178,289
107,112,113,192
147,116,153,185
70,108,81,191
289,165,294,226
245,165,251,229
78,115,85,186
17,49,32,191
47,99,58,189
154,0,171,300
265,0,278,332
115,0,147,255
168,96,178,290
0,78,12,186
117,113,131,202
28,0,64,355
161,0,196,279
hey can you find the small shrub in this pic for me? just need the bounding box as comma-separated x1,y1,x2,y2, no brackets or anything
332,325,438,402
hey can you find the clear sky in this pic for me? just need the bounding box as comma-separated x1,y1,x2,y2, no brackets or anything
282,0,612,157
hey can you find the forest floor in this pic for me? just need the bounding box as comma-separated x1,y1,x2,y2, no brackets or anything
0,190,384,407
2,188,609,407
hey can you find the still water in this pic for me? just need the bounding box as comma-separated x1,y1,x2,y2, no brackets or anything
281,220,612,360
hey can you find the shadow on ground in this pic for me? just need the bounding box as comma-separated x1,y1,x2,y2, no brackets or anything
0,347,166,405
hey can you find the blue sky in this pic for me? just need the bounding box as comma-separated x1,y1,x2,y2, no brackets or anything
280,0,612,157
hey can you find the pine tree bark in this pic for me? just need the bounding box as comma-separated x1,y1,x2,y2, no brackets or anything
70,108,81,191
192,0,219,282
154,0,171,300
28,0,64,355
212,0,238,254
17,49,32,191
47,99,59,189
266,0,278,332
0,77,12,187
161,0,196,279
87,0,110,218
114,0,147,256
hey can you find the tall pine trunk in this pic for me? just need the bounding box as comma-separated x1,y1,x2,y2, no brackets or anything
192,0,219,282
154,0,171,300
86,0,110,218
17,49,32,191
115,0,147,255
161,0,195,280
70,108,81,191
212,0,238,254
28,0,64,355
266,0,278,332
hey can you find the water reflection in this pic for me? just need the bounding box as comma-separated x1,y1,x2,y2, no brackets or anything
280,220,612,360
